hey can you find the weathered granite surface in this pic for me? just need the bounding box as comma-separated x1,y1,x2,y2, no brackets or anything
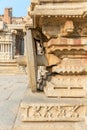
0,74,28,130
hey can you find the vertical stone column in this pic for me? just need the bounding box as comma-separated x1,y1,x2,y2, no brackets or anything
3,44,4,52
11,43,13,59
7,44,9,59
24,34,26,55
26,29,37,92
12,34,16,59
10,35,14,60
1,44,3,52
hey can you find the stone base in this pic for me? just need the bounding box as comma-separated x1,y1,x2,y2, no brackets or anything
44,76,87,98
13,121,87,130
13,89,87,130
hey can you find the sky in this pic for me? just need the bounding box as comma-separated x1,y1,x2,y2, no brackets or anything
0,0,30,17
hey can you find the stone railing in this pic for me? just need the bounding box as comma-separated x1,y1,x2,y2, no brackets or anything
0,42,13,61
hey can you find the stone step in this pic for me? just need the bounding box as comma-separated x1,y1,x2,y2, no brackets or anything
0,62,26,74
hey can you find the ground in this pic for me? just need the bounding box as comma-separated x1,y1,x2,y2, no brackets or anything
0,74,28,130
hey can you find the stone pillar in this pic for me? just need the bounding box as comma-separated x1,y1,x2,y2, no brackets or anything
11,44,13,59
1,44,3,52
12,34,16,59
26,29,37,92
24,34,26,55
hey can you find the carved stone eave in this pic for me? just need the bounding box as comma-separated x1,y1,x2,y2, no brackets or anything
31,0,87,4
7,24,25,31
25,23,33,29
38,0,87,3
30,3,87,17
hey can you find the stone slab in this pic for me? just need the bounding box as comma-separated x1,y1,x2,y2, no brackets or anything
13,122,87,130
13,121,79,130
13,89,87,130
18,89,87,122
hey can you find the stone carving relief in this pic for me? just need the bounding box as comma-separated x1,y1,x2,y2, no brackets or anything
21,104,85,121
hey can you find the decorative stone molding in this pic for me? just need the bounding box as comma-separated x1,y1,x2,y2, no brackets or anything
21,104,85,122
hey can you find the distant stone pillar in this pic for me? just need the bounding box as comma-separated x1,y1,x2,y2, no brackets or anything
10,43,13,59
24,34,26,55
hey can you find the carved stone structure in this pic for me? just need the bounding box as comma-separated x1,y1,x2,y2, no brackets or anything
0,21,15,61
0,21,25,62
13,0,87,130
0,8,28,63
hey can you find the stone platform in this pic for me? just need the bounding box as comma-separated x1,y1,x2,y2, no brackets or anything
13,121,87,130
13,89,87,130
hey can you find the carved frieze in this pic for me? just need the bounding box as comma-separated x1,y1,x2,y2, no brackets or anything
40,17,87,38
52,58,87,74
21,104,85,122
